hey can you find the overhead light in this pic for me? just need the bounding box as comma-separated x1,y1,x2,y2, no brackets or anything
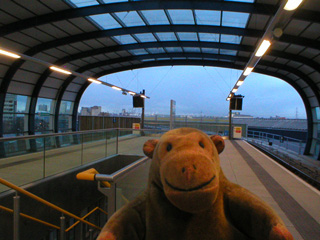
128,91,135,95
284,0,303,11
50,66,72,75
232,88,238,93
255,40,271,57
227,97,231,101
112,86,122,91
0,49,21,59
140,95,147,99
88,78,101,84
236,81,244,86
243,67,254,76
228,94,232,97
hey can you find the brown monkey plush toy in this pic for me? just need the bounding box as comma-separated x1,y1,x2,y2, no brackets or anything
97,128,293,240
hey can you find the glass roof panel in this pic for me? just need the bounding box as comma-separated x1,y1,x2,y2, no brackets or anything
129,49,148,55
140,10,170,25
141,58,155,62
167,10,195,24
194,10,221,26
115,11,145,27
224,0,254,3
68,0,99,7
156,32,177,41
199,33,219,42
221,34,242,44
220,49,237,56
147,48,166,54
90,14,122,29
112,35,137,44
183,47,201,53
177,32,198,41
222,11,249,28
102,0,128,3
156,58,170,61
202,48,219,54
134,33,157,42
165,47,183,53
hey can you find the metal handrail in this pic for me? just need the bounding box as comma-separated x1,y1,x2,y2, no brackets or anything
0,177,101,230
0,205,60,230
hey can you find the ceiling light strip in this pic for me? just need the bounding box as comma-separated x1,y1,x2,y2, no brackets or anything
226,0,304,101
0,47,149,98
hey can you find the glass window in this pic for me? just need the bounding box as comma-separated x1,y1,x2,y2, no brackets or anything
199,33,219,42
36,98,54,114
134,33,157,42
165,47,183,53
156,32,177,41
202,48,219,54
222,11,249,28
220,49,237,55
167,10,195,24
195,10,220,25
141,58,155,62
3,114,28,136
90,14,122,29
183,47,201,53
129,49,148,55
147,47,166,54
69,0,99,7
4,94,30,114
115,11,145,27
141,10,170,25
177,32,198,41
58,115,72,132
35,115,54,134
112,35,137,44
224,0,254,3
221,34,242,44
59,101,73,115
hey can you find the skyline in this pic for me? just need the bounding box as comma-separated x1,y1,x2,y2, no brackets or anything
79,66,307,119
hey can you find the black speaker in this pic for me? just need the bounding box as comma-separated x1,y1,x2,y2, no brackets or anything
230,97,243,110
133,95,144,108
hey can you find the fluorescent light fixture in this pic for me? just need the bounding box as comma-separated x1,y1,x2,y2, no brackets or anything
228,94,232,97
232,88,238,93
140,95,147,99
236,81,244,86
255,40,271,57
284,0,303,11
227,98,231,101
112,86,122,91
88,78,101,84
128,91,135,95
50,66,72,75
0,49,21,59
243,67,254,76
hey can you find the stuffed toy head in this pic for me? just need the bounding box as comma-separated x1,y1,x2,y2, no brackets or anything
143,128,225,213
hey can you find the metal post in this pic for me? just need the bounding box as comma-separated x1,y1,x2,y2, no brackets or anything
13,193,20,240
228,104,232,140
141,89,145,130
89,229,94,240
60,215,66,240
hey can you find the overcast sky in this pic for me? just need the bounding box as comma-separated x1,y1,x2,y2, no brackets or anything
79,66,307,119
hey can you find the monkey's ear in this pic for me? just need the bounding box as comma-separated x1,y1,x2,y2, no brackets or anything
210,135,225,154
143,139,159,158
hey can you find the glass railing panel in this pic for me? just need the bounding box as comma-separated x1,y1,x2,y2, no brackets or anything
82,132,107,164
115,158,151,211
0,138,45,192
106,129,117,157
44,135,82,177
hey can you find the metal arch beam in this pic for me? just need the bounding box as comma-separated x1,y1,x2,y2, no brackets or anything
0,1,278,37
72,82,90,131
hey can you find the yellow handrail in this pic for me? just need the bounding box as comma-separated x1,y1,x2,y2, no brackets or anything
66,207,108,232
0,205,60,230
0,178,101,230
76,168,111,187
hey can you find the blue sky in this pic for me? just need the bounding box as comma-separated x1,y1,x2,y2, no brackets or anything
79,66,307,119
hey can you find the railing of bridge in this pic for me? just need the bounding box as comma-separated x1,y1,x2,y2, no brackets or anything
246,130,305,155
0,128,165,193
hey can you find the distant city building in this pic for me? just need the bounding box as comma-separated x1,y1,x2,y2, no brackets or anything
91,106,101,116
80,106,102,116
80,107,91,116
232,112,254,118
38,104,48,112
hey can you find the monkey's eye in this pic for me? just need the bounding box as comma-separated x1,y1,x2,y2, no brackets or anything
199,141,205,148
167,143,172,152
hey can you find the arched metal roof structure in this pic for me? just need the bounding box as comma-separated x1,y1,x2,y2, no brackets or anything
0,0,319,159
